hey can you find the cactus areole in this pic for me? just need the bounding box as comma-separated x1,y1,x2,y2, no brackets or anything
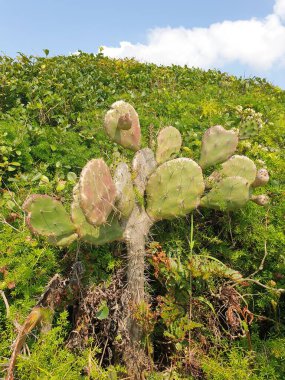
23,101,270,372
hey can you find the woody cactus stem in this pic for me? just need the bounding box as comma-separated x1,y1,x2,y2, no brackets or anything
123,204,153,342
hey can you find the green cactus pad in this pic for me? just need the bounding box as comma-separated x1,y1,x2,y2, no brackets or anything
146,158,205,220
104,100,141,151
239,120,259,139
79,159,116,226
71,185,123,245
199,125,238,169
114,162,135,218
219,155,257,185
23,195,77,245
200,176,250,210
156,126,182,164
252,168,269,188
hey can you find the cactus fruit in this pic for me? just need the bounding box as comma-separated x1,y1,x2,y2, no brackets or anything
252,168,269,188
219,155,257,185
200,176,250,210
146,158,205,220
199,125,238,169
250,194,270,206
114,163,135,218
104,100,141,151
79,159,116,226
156,126,182,164
23,195,77,246
71,185,123,245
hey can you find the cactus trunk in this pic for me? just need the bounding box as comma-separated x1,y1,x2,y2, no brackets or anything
122,204,153,379
126,233,147,341
124,205,153,345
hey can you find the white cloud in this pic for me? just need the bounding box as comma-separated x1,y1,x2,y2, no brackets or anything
103,0,285,71
274,0,285,20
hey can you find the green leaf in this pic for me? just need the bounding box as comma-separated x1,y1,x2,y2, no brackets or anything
96,303,109,320
67,172,77,183
56,181,66,192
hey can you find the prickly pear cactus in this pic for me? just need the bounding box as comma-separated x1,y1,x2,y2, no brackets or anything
22,100,271,377
23,97,270,284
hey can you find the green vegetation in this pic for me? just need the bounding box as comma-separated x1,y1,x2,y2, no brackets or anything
0,52,284,379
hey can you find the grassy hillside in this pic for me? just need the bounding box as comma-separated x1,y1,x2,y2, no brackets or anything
0,52,285,379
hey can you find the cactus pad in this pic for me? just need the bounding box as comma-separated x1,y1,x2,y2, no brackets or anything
199,125,238,169
23,195,77,246
132,148,157,195
239,120,259,139
114,162,135,218
200,176,250,210
71,185,123,245
79,159,116,226
156,126,182,164
104,100,141,151
219,155,257,184
146,158,205,220
252,168,269,188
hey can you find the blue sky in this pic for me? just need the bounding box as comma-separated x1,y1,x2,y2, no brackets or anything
1,0,285,88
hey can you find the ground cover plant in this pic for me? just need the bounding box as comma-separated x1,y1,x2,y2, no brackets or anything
0,52,284,379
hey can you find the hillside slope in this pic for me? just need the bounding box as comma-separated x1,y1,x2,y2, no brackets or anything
0,53,285,379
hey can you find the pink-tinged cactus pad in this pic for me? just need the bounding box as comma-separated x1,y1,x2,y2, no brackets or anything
79,159,116,226
199,125,238,169
71,184,123,245
104,100,141,151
